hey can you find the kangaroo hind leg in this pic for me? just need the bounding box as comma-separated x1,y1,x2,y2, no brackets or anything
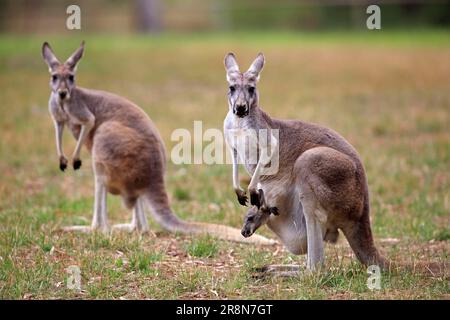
301,191,326,271
62,171,109,234
112,196,150,234
296,149,341,271
295,146,366,270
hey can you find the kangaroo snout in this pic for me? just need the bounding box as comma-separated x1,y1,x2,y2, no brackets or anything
241,226,253,238
58,90,68,100
234,104,248,117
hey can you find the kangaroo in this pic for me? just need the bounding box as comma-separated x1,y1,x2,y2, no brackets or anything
241,189,279,239
41,41,275,245
223,52,388,272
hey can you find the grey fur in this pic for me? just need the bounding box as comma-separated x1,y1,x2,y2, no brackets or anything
224,53,388,271
42,42,275,245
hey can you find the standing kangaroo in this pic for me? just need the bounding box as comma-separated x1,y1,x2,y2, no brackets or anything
41,41,275,245
223,53,387,272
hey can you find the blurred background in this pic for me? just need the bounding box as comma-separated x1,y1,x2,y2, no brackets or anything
0,0,449,34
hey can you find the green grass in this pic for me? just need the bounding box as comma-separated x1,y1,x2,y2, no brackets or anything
0,30,449,299
129,251,164,273
184,235,219,258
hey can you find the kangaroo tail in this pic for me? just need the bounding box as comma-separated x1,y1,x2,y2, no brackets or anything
143,187,276,246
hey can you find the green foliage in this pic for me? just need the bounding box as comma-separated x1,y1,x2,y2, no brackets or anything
184,235,219,258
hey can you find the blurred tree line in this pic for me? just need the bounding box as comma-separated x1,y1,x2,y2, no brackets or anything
0,0,448,33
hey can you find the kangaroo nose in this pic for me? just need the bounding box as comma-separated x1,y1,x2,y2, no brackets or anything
234,105,248,117
241,228,250,238
59,91,67,99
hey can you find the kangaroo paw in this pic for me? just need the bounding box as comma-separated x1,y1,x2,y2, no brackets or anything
249,189,261,208
59,156,68,172
73,158,82,170
235,189,248,206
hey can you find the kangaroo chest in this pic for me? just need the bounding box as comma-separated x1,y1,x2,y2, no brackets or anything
49,98,69,122
227,129,258,175
224,111,270,175
49,98,83,141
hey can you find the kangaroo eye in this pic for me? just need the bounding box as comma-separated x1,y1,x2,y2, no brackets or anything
51,75,58,82
247,216,254,222
248,86,255,95
229,86,236,94
68,75,74,82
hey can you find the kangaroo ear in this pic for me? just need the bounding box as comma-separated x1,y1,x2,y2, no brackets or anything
246,53,265,82
270,207,279,216
42,42,60,72
224,52,240,83
258,189,267,208
65,41,85,70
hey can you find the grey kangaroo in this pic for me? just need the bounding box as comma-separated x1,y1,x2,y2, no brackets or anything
41,41,275,245
223,52,387,272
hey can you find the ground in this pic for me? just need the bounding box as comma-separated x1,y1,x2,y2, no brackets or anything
0,31,448,299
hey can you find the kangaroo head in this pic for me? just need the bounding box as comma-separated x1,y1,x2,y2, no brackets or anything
241,189,278,238
241,205,279,238
42,41,85,102
224,52,265,118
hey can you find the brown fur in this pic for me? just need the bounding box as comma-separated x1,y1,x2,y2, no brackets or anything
225,53,388,270
42,42,275,245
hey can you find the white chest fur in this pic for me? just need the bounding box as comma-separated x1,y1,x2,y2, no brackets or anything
224,111,263,175
49,97,69,122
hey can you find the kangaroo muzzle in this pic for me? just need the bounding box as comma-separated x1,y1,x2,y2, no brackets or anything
241,226,254,238
58,89,69,100
234,104,249,118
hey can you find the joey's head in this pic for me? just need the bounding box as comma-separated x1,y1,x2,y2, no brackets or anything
241,205,278,238
224,53,265,118
42,41,85,102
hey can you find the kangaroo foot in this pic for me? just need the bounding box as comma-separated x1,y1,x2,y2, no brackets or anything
111,223,150,235
61,225,109,234
252,264,302,279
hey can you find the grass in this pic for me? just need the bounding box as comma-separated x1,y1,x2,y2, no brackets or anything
0,30,449,299
184,235,219,258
